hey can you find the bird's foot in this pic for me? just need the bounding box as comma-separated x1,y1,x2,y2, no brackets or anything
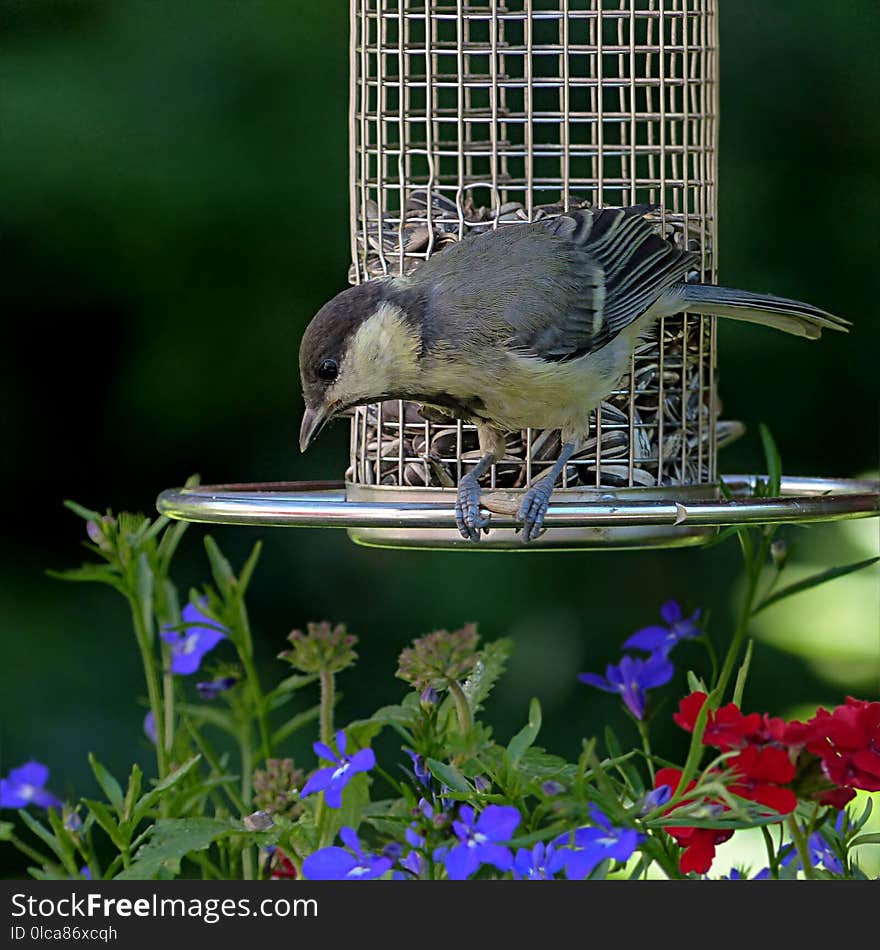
454,472,491,541
518,477,556,542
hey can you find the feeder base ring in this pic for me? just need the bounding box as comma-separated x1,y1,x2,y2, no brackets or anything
155,475,879,552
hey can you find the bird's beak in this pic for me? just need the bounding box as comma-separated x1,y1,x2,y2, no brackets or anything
299,404,332,453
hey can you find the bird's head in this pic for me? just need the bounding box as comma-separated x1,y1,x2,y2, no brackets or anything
298,280,424,452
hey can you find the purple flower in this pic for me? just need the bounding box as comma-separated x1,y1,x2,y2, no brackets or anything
780,832,844,875
302,827,392,880
640,783,672,815
434,804,520,880
300,730,375,809
513,841,569,880
720,867,770,880
555,805,644,879
623,600,701,656
406,749,432,789
143,711,157,746
79,866,92,880
196,675,239,700
0,761,62,811
160,600,228,675
578,653,674,719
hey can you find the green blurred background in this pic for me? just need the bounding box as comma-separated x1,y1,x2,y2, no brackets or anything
1,1,878,876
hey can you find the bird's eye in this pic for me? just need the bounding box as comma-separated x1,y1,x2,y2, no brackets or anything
317,358,339,382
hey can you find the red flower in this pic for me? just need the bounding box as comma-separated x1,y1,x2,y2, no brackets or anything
269,848,298,880
673,692,762,750
804,697,880,792
654,768,734,875
728,745,797,814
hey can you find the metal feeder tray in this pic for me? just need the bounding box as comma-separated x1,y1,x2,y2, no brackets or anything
156,475,880,552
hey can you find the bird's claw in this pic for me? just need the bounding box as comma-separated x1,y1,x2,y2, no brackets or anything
455,473,491,541
518,478,555,542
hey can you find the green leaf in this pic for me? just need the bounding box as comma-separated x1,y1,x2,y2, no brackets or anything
204,536,235,594
88,754,125,815
63,499,103,521
754,557,880,614
156,519,189,573
237,541,263,596
463,638,512,711
133,755,202,823
0,821,14,841
506,698,542,768
732,640,753,708
686,670,707,694
426,758,472,794
271,705,321,747
17,810,66,862
849,833,880,848
47,565,126,593
82,800,126,851
115,818,235,880
759,424,782,497
123,765,143,823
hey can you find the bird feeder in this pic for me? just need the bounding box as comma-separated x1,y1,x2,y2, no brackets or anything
157,1,879,548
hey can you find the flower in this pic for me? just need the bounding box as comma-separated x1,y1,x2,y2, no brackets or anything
513,841,568,880
640,784,672,815
720,867,770,880
196,675,239,700
243,810,274,832
253,758,305,817
160,600,228,675
780,831,844,875
397,624,480,691
263,847,297,880
0,761,62,811
623,600,701,656
728,744,797,814
279,621,358,675
802,697,880,792
434,804,520,880
300,730,375,809
654,768,733,875
673,692,763,750
579,653,674,720
143,711,157,746
302,827,392,880
406,750,432,790
555,805,643,879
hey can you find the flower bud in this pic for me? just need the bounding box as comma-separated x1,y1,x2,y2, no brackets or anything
396,624,480,690
279,622,358,674
420,685,439,707
243,810,274,832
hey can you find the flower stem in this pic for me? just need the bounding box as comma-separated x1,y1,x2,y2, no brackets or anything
319,669,335,746
128,596,168,779
786,814,817,880
10,834,50,868
447,679,472,735
239,722,254,881
636,719,655,783
236,599,273,759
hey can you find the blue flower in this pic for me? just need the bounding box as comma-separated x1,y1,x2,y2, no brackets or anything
406,749,432,789
434,804,520,880
196,675,239,700
640,783,672,815
578,653,674,719
623,600,701,656
302,827,392,880
143,711,157,746
0,761,62,811
513,841,569,880
720,867,770,880
555,805,644,879
780,831,844,875
160,599,228,675
300,730,375,809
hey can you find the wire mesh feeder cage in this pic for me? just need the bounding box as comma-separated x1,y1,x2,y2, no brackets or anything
346,0,722,548
156,1,880,547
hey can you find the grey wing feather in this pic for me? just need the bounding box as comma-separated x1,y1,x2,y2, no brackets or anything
411,205,694,364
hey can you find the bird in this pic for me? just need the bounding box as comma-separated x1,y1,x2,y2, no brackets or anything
298,205,848,541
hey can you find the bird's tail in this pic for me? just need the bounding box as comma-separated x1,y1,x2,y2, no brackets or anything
670,283,850,339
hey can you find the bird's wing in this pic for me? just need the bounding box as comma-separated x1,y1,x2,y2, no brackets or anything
411,205,695,363
520,206,696,361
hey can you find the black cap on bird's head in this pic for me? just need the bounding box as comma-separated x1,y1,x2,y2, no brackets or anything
298,280,421,452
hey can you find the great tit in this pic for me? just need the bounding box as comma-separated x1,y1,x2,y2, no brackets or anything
299,205,848,541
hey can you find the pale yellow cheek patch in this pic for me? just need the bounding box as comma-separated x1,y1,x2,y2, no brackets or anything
335,302,422,402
